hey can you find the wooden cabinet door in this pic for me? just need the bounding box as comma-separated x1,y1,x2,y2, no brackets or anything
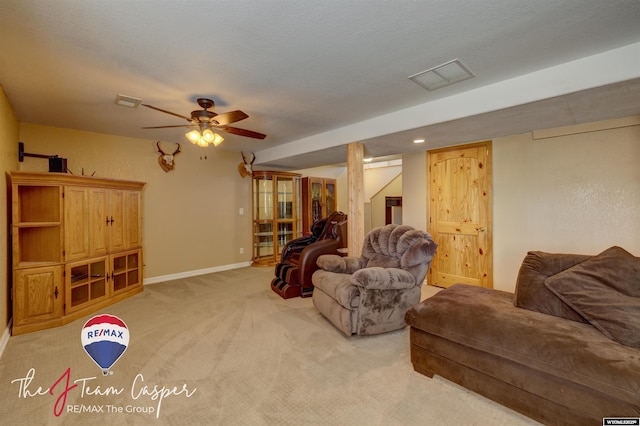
64,186,90,261
89,188,109,257
429,142,492,288
124,190,142,249
108,190,126,252
14,265,63,327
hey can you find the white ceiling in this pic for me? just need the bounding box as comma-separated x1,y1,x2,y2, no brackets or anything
1,1,639,170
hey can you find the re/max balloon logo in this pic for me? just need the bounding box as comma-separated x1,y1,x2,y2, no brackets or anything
81,315,129,376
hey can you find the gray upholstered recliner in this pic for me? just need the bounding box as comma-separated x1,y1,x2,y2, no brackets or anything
312,224,437,336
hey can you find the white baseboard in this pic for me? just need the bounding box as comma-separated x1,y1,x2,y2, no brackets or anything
143,261,252,285
0,319,12,360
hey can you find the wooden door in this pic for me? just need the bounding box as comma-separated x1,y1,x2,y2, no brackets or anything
89,188,109,257
428,142,492,288
64,186,90,261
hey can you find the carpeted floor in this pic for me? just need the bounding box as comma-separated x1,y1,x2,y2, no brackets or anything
0,267,540,425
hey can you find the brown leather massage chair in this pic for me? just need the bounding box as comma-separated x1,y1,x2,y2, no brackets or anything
271,211,347,299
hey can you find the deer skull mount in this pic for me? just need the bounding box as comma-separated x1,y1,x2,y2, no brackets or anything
238,152,255,178
157,141,181,173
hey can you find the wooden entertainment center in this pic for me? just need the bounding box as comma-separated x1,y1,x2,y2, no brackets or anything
8,171,145,335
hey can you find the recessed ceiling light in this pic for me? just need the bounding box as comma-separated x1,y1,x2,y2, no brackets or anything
363,157,373,162
409,59,474,92
114,94,142,108
413,139,425,144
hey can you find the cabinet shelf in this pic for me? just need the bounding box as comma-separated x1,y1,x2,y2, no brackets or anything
15,221,61,228
15,226,62,265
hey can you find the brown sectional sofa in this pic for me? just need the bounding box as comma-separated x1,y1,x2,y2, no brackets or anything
405,247,640,426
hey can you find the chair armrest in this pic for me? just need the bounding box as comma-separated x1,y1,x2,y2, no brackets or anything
351,267,416,290
280,235,317,262
317,255,363,274
297,239,344,287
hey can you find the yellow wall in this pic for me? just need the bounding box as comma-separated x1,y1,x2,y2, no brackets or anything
17,124,253,280
0,86,19,331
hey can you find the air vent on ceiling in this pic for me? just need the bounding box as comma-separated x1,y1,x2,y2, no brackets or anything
409,59,474,91
114,94,142,108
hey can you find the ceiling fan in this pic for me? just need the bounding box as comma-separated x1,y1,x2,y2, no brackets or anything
142,98,266,147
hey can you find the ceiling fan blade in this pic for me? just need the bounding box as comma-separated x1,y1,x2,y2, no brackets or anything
220,126,267,140
142,104,191,121
141,125,196,129
211,110,249,126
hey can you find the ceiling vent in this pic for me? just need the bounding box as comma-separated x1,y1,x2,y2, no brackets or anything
409,59,474,91
114,94,142,108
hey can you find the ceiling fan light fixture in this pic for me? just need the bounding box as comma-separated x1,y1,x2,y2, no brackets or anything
202,128,215,143
212,133,224,147
186,129,201,144
185,128,224,147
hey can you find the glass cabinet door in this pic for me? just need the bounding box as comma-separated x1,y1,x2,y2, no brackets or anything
253,175,273,221
310,179,323,223
253,222,274,263
277,222,294,249
251,171,301,266
111,250,141,294
325,181,336,216
66,257,108,313
276,176,294,220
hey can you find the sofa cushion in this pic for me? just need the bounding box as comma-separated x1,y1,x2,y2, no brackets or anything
514,251,590,323
544,246,640,348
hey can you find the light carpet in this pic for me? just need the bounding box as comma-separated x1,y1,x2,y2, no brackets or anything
0,267,540,425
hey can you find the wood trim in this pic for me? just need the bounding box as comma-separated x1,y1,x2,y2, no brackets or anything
9,171,145,190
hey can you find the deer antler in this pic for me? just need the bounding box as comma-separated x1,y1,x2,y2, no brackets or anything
157,141,181,173
238,151,256,178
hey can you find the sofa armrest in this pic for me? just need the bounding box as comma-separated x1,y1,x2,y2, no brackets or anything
317,255,362,274
351,267,416,290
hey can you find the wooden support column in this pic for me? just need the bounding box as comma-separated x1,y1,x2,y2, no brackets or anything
347,142,365,257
